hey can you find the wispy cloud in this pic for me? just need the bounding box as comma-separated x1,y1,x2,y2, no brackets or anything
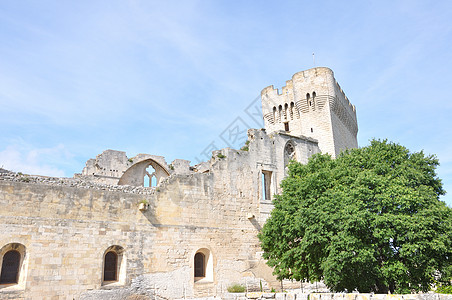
0,142,71,177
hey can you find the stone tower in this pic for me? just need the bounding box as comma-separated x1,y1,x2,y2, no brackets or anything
261,67,358,158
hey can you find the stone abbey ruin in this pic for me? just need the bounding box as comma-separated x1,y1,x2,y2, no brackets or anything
0,67,358,299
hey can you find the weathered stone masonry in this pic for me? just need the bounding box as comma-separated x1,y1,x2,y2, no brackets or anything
0,67,358,299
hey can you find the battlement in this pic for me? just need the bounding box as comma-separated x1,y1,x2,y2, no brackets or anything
260,67,358,157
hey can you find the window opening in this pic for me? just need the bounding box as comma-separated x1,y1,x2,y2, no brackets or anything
272,107,277,124
262,171,272,200
0,250,20,284
311,128,313,133
284,122,289,132
144,165,157,188
103,251,118,281
194,252,205,277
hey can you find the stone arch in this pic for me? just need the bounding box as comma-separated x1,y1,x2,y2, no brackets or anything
0,243,27,288
102,245,126,285
118,158,170,187
193,247,213,283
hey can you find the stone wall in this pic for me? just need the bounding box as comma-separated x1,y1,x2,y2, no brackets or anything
0,129,320,299
219,292,452,300
0,67,358,299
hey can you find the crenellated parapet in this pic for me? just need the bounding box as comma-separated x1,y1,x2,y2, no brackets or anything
261,67,358,157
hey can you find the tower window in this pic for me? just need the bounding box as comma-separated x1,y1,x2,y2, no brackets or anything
284,122,289,132
0,250,20,284
272,107,277,124
311,128,313,133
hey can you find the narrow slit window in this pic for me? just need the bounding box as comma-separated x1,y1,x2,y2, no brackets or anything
284,122,289,132
272,107,277,124
262,171,272,200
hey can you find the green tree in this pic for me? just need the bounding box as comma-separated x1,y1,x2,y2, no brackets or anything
259,140,452,293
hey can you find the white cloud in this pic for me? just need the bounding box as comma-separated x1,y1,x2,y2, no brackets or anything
0,143,70,177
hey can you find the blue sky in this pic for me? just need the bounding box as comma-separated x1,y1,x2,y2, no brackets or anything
0,1,451,206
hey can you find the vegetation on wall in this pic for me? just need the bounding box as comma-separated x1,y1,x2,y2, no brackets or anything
227,283,246,293
259,140,452,294
241,140,250,151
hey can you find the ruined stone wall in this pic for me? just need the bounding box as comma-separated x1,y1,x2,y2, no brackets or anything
0,129,320,299
0,173,263,299
0,67,354,299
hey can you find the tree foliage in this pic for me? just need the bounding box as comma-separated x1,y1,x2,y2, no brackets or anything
259,140,452,293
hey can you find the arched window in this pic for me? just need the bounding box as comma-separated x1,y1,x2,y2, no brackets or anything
278,105,282,122
193,248,213,283
312,91,316,108
194,252,205,278
290,102,294,119
0,250,20,284
102,245,125,285
272,106,277,124
284,103,288,120
103,251,118,281
306,93,311,107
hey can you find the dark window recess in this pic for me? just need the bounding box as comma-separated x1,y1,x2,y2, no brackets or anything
0,250,20,284
262,171,272,200
284,122,289,131
104,251,118,281
194,252,205,277
311,128,313,133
